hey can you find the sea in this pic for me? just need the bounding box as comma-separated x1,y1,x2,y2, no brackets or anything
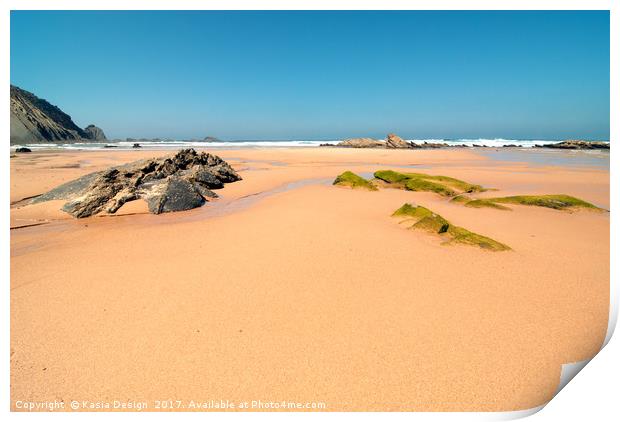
10,138,610,151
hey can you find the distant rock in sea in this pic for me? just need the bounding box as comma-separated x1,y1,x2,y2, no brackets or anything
335,138,386,148
539,140,609,150
32,148,242,218
15,147,32,153
326,134,455,149
10,85,106,144
385,133,410,149
203,136,221,142
83,124,107,141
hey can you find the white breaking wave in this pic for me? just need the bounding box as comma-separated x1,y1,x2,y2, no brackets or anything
407,138,560,148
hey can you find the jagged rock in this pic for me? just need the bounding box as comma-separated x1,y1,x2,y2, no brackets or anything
419,141,449,148
132,143,142,148
15,147,32,153
543,140,609,150
385,133,410,149
183,166,225,189
10,85,89,144
144,176,205,214
84,124,107,141
32,148,242,218
336,138,385,148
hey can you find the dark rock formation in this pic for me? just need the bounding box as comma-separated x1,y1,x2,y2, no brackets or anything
132,143,142,148
416,141,449,149
144,176,205,214
10,85,89,144
542,140,609,150
203,136,221,142
32,148,242,218
84,124,107,141
385,133,410,149
15,147,32,153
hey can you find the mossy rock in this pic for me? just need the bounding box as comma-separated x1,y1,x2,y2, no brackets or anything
445,226,511,251
392,202,510,251
392,203,432,218
404,178,456,197
404,172,485,193
373,170,484,197
374,170,411,185
412,214,450,234
462,194,602,211
333,171,378,191
450,195,472,204
464,198,511,210
490,194,602,211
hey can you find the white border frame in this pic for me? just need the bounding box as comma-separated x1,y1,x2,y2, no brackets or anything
2,1,616,421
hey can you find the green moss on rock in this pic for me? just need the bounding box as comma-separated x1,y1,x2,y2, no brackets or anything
464,198,511,210
405,172,485,193
413,214,450,234
392,203,431,218
490,194,601,210
461,194,602,211
333,171,377,191
373,170,485,197
450,195,472,204
404,178,456,197
445,226,511,251
392,202,510,251
374,170,411,185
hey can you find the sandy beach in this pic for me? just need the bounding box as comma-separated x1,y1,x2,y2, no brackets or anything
10,147,609,411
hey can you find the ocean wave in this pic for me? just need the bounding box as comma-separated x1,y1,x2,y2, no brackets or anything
10,138,608,151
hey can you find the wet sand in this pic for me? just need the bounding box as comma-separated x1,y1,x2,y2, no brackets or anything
10,147,610,411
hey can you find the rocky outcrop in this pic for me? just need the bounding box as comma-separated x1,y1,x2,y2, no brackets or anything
326,134,453,149
10,85,108,144
336,138,385,148
15,147,32,153
385,133,410,149
410,141,451,149
10,85,90,144
537,140,609,150
32,148,242,218
83,124,107,141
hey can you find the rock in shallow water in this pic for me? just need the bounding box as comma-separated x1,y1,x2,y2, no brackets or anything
33,148,242,218
539,140,609,150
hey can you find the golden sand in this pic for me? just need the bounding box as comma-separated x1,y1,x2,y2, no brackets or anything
10,148,609,411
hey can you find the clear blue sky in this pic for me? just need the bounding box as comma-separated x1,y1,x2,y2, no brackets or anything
10,11,609,140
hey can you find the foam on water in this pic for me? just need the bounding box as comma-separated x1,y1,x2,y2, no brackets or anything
408,138,560,148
